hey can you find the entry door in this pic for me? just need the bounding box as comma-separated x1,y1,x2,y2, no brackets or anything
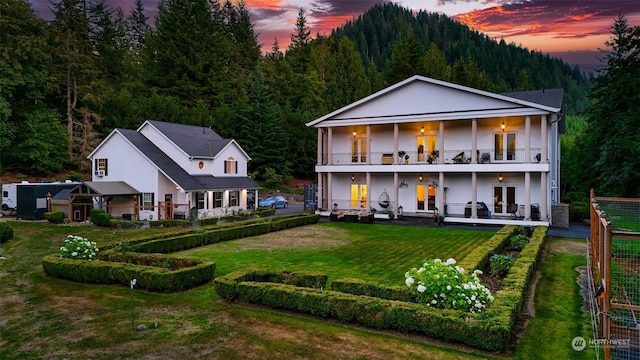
416,185,436,212
493,186,515,214
165,194,173,219
350,184,367,209
417,135,437,163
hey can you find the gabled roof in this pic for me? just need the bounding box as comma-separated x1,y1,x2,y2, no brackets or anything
119,129,259,192
306,75,563,127
69,181,140,196
500,88,564,110
144,120,236,159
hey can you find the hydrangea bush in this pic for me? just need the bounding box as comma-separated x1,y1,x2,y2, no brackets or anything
404,258,494,313
59,235,99,261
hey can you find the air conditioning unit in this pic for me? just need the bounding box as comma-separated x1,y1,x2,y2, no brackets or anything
95,170,105,177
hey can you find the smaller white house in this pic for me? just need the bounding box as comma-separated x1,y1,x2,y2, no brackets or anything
86,120,260,221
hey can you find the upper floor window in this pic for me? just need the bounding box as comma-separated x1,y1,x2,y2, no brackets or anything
224,157,237,174
494,132,516,161
351,138,366,163
95,158,108,176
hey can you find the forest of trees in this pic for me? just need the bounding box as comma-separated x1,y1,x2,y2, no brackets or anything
1,1,638,197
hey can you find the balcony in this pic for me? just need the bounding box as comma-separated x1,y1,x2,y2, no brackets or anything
321,148,543,166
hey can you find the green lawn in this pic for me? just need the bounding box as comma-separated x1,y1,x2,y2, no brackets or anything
0,221,593,359
177,222,493,285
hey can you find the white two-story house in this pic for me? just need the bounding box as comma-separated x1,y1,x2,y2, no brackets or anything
86,120,259,221
306,75,564,226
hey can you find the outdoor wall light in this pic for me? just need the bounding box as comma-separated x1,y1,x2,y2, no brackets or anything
498,174,504,183
501,121,506,131
418,174,423,182
351,175,355,182
421,125,425,134
352,130,357,137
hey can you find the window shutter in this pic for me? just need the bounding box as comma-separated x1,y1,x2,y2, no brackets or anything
234,160,237,174
104,158,108,176
94,158,98,174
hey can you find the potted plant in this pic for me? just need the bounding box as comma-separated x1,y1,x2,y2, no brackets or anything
398,150,406,163
428,150,439,164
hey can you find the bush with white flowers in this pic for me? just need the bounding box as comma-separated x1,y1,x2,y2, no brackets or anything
59,235,99,261
404,258,494,313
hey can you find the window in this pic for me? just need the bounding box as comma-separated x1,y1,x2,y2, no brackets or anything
224,157,237,174
417,135,437,163
350,184,367,208
229,190,239,207
94,158,108,175
142,192,154,211
196,192,206,210
494,133,517,161
494,186,515,214
351,139,366,163
213,192,223,208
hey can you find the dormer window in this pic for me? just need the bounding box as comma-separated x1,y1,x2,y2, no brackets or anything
224,157,237,174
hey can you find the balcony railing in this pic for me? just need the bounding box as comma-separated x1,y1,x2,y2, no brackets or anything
320,148,542,166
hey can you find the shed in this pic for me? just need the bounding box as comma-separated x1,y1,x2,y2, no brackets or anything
16,183,79,220
68,181,141,222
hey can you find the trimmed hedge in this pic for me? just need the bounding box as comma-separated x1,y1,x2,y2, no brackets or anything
44,211,65,224
129,214,320,253
42,251,215,292
214,225,548,351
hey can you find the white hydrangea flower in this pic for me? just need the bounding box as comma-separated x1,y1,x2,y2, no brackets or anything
417,285,426,293
445,258,456,265
405,277,415,286
446,285,452,291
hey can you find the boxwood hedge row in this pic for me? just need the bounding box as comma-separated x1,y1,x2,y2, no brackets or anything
42,251,215,292
129,214,320,253
213,225,548,351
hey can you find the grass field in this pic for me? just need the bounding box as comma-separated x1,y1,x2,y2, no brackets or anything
0,221,592,359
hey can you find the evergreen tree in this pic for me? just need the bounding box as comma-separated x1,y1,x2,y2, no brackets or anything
49,0,100,166
579,16,640,196
422,43,450,81
385,33,423,84
326,37,370,110
0,0,56,174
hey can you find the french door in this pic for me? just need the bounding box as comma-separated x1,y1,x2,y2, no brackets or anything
350,184,367,209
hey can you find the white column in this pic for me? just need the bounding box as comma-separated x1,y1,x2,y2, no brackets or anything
438,120,444,164
327,128,333,165
317,173,323,210
524,172,531,220
366,172,371,209
393,172,399,214
525,115,531,163
438,172,445,215
471,119,477,163
540,115,548,163
327,173,333,210
471,172,478,218
540,172,548,221
366,125,371,164
317,128,322,165
394,124,399,164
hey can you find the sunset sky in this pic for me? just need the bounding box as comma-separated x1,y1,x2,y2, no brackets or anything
28,0,640,70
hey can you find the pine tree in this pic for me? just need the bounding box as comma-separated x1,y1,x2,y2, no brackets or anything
385,33,423,84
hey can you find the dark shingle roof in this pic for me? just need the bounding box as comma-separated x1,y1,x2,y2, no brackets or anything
500,88,564,110
147,120,231,158
119,129,259,191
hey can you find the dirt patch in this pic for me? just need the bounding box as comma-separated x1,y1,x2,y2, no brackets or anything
222,225,349,251
548,239,587,255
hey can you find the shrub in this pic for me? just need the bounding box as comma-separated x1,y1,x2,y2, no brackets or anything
0,223,14,243
509,234,529,250
490,254,513,276
569,201,590,221
404,258,493,313
90,209,112,227
44,211,66,224
58,235,99,261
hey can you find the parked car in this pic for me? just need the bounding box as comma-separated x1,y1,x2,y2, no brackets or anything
259,195,288,209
